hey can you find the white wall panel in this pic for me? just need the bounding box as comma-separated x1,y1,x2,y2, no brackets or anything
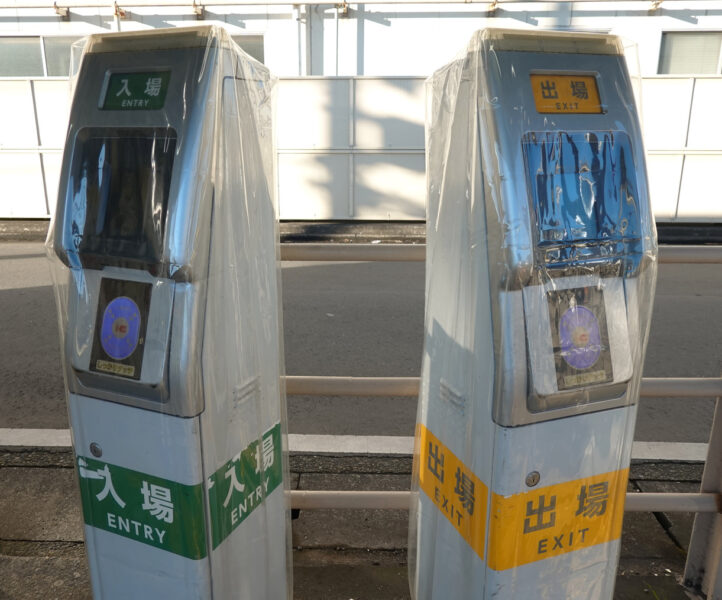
0,81,38,148
42,151,62,214
687,79,722,151
677,155,722,220
33,80,71,147
276,79,351,149
278,153,350,219
354,153,425,219
640,78,693,150
0,153,47,217
646,154,683,220
354,78,425,149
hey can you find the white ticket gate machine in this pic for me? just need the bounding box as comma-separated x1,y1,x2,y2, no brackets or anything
410,29,658,599
47,27,290,599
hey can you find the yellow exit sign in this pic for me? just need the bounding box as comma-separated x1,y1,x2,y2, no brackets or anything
531,74,603,114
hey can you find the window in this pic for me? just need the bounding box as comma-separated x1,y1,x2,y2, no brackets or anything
658,32,722,74
231,35,264,64
0,37,44,77
0,36,82,77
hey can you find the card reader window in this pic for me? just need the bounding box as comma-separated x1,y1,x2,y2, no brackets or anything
70,128,177,268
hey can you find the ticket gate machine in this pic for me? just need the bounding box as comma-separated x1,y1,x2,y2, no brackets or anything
410,30,658,598
48,27,290,599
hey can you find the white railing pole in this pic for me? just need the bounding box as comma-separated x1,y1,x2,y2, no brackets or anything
288,490,720,513
284,375,722,398
685,387,722,596
281,244,722,264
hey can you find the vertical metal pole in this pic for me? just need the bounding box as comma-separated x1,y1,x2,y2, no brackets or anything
684,375,722,598
335,4,339,76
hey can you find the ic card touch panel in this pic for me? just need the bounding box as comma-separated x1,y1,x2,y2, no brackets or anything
90,278,151,380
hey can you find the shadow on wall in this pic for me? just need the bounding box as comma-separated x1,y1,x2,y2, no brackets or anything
277,77,426,221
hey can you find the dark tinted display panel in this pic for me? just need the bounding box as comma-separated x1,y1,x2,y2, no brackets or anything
69,128,176,268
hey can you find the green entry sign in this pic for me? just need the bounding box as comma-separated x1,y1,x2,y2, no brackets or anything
76,455,207,560
75,422,283,559
207,422,284,549
103,71,171,110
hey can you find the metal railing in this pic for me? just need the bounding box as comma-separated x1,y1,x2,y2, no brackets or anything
280,243,722,264
281,242,722,594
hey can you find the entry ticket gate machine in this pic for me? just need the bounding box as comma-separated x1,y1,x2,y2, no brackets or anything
410,29,658,598
48,27,290,599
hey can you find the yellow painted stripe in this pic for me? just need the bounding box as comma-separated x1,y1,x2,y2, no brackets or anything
487,468,628,571
416,423,488,560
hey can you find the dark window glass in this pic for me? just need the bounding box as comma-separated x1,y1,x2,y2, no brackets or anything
69,128,177,268
659,32,722,74
0,37,43,76
231,35,264,63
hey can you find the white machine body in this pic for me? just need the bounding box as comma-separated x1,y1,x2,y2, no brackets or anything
410,29,658,599
48,27,290,599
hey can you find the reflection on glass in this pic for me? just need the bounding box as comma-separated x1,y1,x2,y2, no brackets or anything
523,130,643,272
68,128,177,267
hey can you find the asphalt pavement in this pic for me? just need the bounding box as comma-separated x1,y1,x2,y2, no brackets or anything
1,240,720,443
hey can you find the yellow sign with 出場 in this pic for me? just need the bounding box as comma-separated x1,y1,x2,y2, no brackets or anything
531,74,603,114
486,468,628,571
416,424,488,560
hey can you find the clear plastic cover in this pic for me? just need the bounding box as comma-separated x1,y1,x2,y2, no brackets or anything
410,29,657,599
47,26,291,598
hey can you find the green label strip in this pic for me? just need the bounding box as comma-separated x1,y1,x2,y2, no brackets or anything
76,455,207,560
102,71,171,110
207,423,284,549
76,422,284,558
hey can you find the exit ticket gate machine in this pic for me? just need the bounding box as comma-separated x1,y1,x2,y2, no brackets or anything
48,27,290,599
410,30,658,599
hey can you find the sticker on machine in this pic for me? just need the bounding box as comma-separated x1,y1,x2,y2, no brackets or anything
486,468,628,571
547,286,613,391
90,278,151,381
75,456,207,560
206,422,284,549
415,423,488,560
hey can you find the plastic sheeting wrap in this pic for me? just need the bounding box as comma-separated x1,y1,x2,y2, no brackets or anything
46,26,291,599
410,29,657,599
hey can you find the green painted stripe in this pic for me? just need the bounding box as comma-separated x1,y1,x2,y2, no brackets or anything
208,422,284,549
76,455,207,560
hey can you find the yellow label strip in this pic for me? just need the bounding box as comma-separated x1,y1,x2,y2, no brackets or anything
416,423,488,560
487,468,628,571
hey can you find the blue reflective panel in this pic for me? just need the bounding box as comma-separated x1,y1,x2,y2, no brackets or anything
523,131,643,272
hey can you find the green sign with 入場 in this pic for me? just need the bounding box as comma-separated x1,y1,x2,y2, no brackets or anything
102,71,171,110
75,455,207,560
207,422,284,549
76,421,283,558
